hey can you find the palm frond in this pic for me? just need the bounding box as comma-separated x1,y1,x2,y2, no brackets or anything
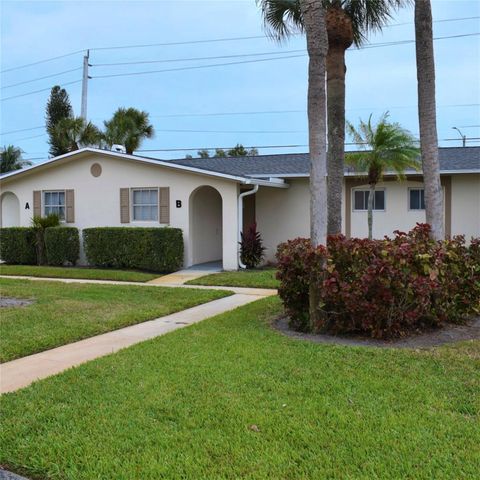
258,0,304,42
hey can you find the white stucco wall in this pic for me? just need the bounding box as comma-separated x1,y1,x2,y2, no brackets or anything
0,192,20,227
349,180,427,239
0,153,240,270
451,173,480,239
256,178,310,262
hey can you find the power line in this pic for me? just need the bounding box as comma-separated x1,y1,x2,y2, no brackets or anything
6,133,47,142
1,50,84,74
90,33,479,80
2,15,477,74
0,125,44,135
1,67,82,90
0,79,82,102
91,49,305,67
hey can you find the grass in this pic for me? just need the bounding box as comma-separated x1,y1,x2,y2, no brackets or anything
1,296,478,480
187,268,279,289
0,278,229,362
0,264,160,282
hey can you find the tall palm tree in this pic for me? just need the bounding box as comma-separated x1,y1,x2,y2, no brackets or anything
259,0,407,235
52,117,103,153
1,145,32,174
414,0,444,240
346,113,419,239
104,108,154,155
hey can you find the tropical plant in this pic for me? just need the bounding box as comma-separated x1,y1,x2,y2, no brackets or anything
227,144,259,157
52,117,103,153
240,222,266,268
346,113,420,239
1,145,32,174
103,108,154,154
197,149,210,158
46,85,74,157
31,214,60,265
259,0,407,235
414,0,444,240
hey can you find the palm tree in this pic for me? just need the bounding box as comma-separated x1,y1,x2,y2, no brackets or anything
346,113,419,239
414,0,444,240
1,145,32,174
104,108,154,155
52,117,103,153
259,0,407,235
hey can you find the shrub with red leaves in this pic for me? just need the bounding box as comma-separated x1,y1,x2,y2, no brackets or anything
276,224,480,338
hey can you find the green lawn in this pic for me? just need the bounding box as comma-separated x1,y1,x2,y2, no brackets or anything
0,278,229,362
187,268,279,289
1,296,478,480
0,264,159,282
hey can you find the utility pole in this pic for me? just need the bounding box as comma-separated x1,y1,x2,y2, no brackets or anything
81,50,90,120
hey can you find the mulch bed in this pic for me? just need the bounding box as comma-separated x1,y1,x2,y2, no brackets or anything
274,316,480,349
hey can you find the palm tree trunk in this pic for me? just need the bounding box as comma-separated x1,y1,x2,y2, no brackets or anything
415,0,444,240
300,0,328,331
368,184,375,240
327,46,347,235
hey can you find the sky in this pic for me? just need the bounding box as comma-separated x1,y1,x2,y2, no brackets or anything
1,0,479,162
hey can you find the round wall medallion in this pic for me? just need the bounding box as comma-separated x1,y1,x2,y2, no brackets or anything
90,163,102,177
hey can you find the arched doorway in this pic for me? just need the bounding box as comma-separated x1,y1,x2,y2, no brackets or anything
189,186,222,266
1,192,20,227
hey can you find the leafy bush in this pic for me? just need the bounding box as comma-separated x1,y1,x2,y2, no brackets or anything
240,222,266,269
0,227,36,264
32,214,60,265
83,227,184,273
276,224,480,338
45,227,80,266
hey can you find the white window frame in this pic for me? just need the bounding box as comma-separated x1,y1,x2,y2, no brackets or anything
43,190,66,221
408,187,425,211
131,187,159,222
352,188,386,212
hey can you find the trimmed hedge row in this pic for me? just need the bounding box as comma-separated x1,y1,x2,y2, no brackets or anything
45,227,80,266
83,227,183,273
0,228,37,264
0,227,80,266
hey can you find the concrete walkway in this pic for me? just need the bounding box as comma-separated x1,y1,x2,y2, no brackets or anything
0,277,276,394
147,261,222,285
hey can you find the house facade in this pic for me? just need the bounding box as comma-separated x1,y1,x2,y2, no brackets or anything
1,146,479,270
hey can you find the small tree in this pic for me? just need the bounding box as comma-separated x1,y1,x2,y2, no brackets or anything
240,222,266,269
1,145,32,173
197,149,210,158
46,85,73,157
52,117,103,152
31,214,60,265
103,107,154,154
346,113,420,239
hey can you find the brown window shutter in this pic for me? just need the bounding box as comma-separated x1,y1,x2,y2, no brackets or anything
120,188,130,223
33,191,41,217
65,189,75,223
159,187,170,224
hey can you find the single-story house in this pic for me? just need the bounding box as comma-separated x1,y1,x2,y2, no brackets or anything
1,146,479,270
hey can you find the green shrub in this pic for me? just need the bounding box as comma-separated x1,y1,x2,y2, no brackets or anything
83,227,184,273
276,224,480,338
45,227,80,266
0,227,37,264
240,222,266,269
32,214,60,265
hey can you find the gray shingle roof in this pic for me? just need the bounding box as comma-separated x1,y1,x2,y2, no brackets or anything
168,146,480,178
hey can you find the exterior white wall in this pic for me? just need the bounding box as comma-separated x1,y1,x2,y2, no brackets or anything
0,153,240,270
256,178,310,262
0,192,20,227
349,180,426,239
451,173,480,239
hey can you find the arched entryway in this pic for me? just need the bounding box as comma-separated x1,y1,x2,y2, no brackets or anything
189,186,222,266
1,192,20,227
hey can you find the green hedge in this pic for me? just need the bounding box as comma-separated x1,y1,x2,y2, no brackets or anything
83,227,184,273
0,227,37,264
45,227,80,266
